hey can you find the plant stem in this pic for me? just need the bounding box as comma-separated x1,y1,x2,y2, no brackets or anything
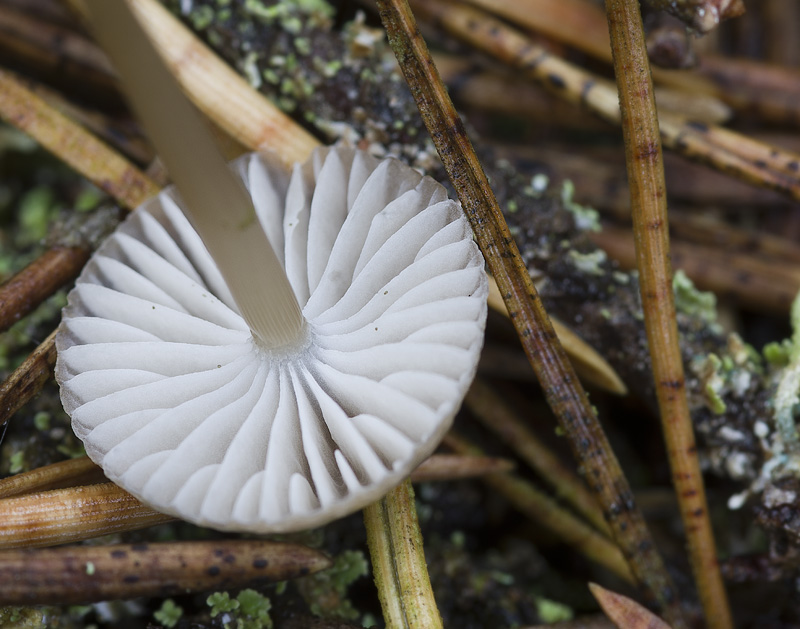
605,2,732,628
376,1,684,624
0,247,90,334
411,0,800,203
0,329,58,427
363,481,443,629
83,0,307,350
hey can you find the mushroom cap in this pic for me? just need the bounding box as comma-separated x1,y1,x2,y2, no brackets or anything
55,145,488,532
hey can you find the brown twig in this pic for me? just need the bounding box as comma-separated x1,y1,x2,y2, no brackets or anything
376,0,682,623
0,246,90,333
0,328,58,427
0,68,159,208
0,4,119,101
0,482,174,549
0,539,331,604
466,378,610,536
592,225,800,314
443,433,633,583
412,0,800,203
605,2,732,627
0,456,104,499
410,452,515,482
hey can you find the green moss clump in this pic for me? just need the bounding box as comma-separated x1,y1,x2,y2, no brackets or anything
153,599,183,628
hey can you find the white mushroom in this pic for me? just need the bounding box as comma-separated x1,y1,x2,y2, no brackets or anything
55,145,488,532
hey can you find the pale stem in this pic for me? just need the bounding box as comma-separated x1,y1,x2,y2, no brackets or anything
83,0,306,350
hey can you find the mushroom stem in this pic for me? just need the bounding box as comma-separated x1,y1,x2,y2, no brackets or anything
82,0,307,350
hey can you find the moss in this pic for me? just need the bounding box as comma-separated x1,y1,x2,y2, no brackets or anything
295,550,367,621
153,599,183,628
207,590,272,629
0,607,46,628
534,596,573,623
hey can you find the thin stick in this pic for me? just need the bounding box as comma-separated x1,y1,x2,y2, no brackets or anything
0,247,90,334
466,378,610,536
593,225,800,314
0,5,118,99
83,0,306,350
364,481,443,629
0,68,159,209
409,453,514,482
0,482,174,549
605,2,732,628
0,456,104,499
444,433,633,583
376,1,683,624
0,539,331,604
412,0,800,203
0,329,58,427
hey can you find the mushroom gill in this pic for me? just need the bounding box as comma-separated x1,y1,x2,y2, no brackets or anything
55,145,488,532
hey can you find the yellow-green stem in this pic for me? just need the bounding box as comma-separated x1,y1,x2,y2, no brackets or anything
605,1,732,627
363,481,443,629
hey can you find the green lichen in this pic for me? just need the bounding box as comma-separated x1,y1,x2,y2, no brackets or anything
534,596,573,623
673,269,717,324
154,599,183,628
771,290,800,453
764,339,792,367
567,249,607,276
560,180,600,232
691,334,761,416
9,451,25,474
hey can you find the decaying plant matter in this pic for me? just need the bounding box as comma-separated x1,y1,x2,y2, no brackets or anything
2,0,800,627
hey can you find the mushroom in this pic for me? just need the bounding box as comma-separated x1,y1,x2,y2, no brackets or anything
55,144,488,532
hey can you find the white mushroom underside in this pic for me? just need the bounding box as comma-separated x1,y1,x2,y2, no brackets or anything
56,146,488,532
